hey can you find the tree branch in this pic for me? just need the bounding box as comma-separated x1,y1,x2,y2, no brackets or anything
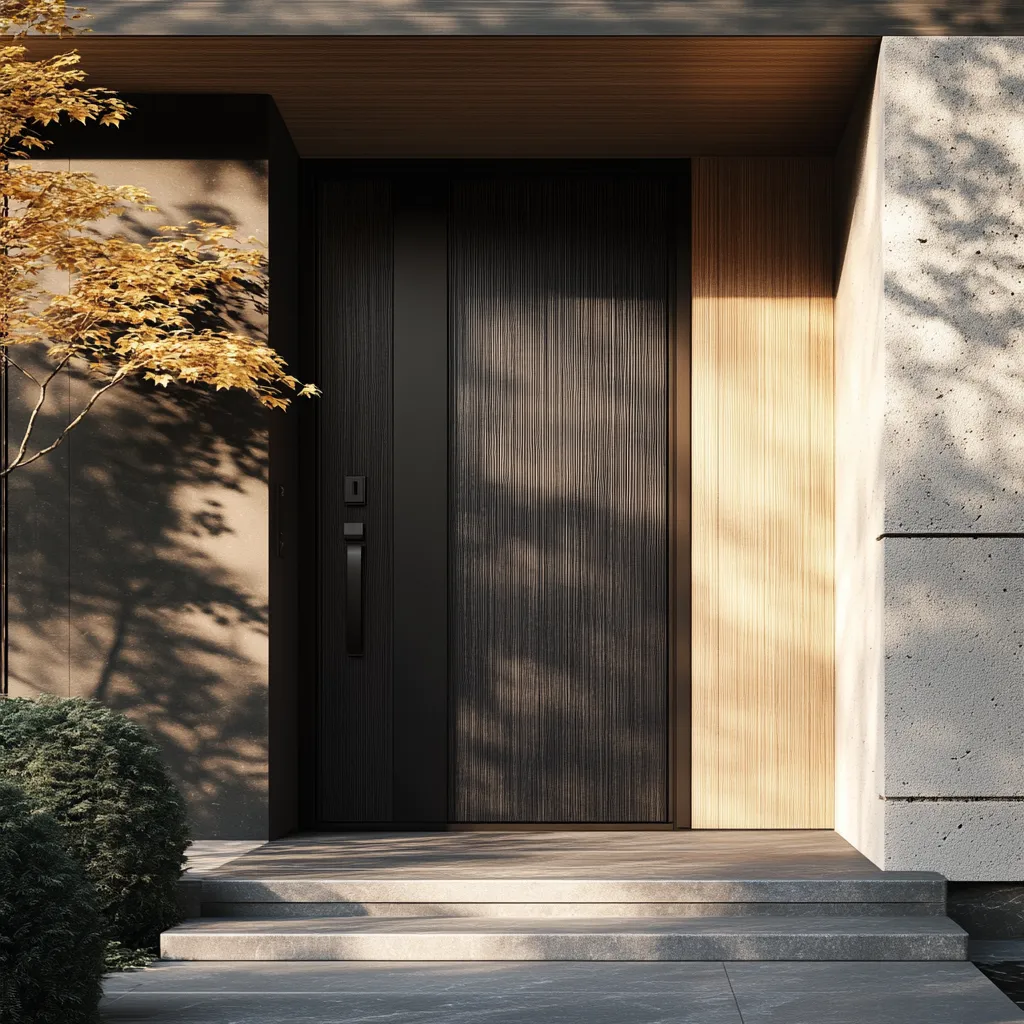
2,352,41,388
6,353,72,473
2,373,124,476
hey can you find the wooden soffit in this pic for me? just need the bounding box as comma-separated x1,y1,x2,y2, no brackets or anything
24,36,880,158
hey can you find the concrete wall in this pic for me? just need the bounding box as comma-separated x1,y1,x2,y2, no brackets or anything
834,61,886,867
837,37,1024,881
78,0,1024,34
881,36,1024,881
7,159,273,840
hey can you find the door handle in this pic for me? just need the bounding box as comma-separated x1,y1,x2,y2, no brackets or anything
344,522,365,657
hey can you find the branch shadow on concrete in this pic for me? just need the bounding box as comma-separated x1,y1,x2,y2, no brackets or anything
833,39,1024,860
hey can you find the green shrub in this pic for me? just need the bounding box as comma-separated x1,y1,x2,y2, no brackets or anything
0,696,190,950
0,780,105,1024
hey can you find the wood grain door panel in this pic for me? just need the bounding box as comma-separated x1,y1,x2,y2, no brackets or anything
448,173,673,823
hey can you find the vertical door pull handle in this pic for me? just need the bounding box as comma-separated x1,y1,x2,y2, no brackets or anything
276,484,286,558
344,522,365,657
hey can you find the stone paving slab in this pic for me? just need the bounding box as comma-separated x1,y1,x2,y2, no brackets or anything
197,876,946,903
200,830,926,881
725,961,1024,1023
103,961,740,1023
183,840,267,876
160,913,967,961
199,899,948,919
101,960,1024,1024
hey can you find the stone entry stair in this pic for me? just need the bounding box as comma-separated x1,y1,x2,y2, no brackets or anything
162,832,968,962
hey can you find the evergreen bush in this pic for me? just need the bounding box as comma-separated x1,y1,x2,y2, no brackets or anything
0,696,190,950
0,780,105,1024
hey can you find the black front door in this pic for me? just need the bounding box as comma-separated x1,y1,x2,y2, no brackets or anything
313,165,682,827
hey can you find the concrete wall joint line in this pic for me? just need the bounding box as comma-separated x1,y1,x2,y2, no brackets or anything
883,796,1024,804
877,533,1024,540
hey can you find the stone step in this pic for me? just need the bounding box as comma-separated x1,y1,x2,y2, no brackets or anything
196,874,946,908
161,914,968,962
201,899,947,919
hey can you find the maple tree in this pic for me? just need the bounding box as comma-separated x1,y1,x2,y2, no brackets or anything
0,0,317,477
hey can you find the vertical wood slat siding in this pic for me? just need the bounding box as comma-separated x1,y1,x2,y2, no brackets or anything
316,180,394,822
691,158,835,829
449,176,670,823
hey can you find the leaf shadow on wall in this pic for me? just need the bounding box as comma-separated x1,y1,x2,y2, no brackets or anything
865,38,1024,811
7,382,270,840
6,160,273,839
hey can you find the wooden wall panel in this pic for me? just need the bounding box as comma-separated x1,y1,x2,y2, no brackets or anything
691,158,834,829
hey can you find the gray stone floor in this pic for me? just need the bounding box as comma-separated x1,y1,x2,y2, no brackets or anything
198,830,893,881
184,840,267,875
102,960,1024,1023
975,942,1024,963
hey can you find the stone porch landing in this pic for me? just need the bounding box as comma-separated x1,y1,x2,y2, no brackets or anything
165,830,966,962
183,830,915,881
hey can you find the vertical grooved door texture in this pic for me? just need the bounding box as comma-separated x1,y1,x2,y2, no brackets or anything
450,176,669,824
691,158,835,829
316,179,394,823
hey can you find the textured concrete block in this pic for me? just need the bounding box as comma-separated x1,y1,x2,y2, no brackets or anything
884,538,1024,796
883,37,1024,532
834,53,885,868
885,800,1024,882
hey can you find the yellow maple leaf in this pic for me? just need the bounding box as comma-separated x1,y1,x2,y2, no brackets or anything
0,0,319,477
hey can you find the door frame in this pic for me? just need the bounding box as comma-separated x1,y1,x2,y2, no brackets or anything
670,164,692,830
297,159,692,830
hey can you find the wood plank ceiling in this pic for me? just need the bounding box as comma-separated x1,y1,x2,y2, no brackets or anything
25,36,879,157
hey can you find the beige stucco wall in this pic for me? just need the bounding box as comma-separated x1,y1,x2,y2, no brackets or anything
7,159,271,839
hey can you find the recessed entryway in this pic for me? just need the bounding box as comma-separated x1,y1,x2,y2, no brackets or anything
308,157,836,832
